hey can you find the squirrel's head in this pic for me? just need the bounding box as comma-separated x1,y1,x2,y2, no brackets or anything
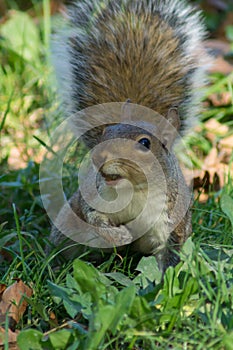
91,113,179,188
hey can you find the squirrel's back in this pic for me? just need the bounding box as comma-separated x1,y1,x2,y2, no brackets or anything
53,0,209,134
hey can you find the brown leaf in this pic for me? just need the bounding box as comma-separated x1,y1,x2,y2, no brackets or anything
188,117,232,202
213,172,221,191
0,327,19,348
208,92,232,107
203,159,228,189
218,135,233,164
0,280,32,329
203,148,219,168
49,310,59,327
210,55,233,75
0,285,7,298
205,118,229,135
219,135,233,149
198,193,210,203
204,40,233,74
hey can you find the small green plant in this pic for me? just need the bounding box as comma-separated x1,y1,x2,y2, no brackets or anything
16,236,233,349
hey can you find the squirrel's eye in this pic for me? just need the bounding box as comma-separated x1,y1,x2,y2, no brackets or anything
138,137,151,150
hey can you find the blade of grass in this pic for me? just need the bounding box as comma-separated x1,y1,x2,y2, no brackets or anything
0,91,14,132
204,71,233,96
12,203,27,277
33,135,57,156
4,312,9,350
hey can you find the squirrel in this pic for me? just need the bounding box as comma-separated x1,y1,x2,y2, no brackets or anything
47,0,210,272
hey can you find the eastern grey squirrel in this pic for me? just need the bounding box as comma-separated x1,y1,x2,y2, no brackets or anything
48,0,210,271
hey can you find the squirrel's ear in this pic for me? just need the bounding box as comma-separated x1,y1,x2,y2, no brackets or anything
166,108,180,131
160,108,180,150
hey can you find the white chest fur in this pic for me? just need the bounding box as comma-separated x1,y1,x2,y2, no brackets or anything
98,179,170,254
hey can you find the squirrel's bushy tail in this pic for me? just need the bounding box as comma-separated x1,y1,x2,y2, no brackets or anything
52,0,210,134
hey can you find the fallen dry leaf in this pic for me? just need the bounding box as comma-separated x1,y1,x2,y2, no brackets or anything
219,134,233,148
183,117,233,202
204,40,233,75
0,285,7,297
205,118,229,135
0,327,19,348
204,147,219,168
0,280,32,329
204,119,229,145
208,92,232,107
193,148,231,195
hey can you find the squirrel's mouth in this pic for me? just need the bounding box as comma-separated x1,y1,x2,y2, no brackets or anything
101,172,123,186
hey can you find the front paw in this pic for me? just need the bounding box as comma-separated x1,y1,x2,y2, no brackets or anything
99,225,133,246
86,211,110,227
113,225,133,246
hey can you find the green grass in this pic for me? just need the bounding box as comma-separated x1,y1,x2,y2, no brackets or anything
1,2,233,350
